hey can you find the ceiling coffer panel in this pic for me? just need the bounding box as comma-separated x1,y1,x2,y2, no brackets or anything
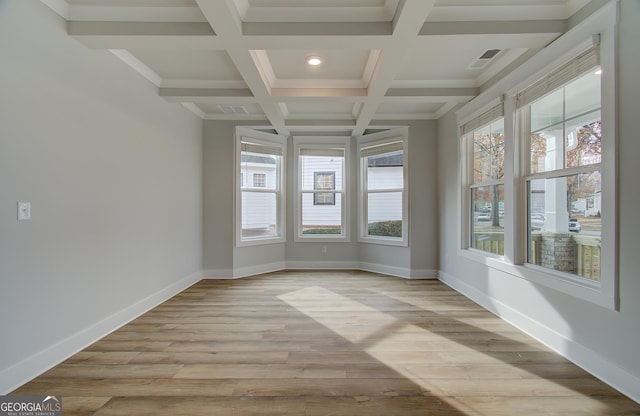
48,0,593,134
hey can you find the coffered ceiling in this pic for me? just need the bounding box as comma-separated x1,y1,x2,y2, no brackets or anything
41,0,592,135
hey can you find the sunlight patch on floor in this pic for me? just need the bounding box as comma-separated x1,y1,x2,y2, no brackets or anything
278,285,607,414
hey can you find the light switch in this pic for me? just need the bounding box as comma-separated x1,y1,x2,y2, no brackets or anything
18,202,31,220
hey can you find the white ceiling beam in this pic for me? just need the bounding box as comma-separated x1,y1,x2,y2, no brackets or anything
237,36,397,50
67,29,558,52
69,21,215,36
271,88,368,98
419,20,567,36
372,113,440,120
160,80,248,89
243,22,391,36
385,87,479,97
204,114,268,121
428,4,585,21
160,87,474,106
168,97,259,104
195,0,289,135
68,21,219,49
110,49,161,87
67,35,221,50
160,88,254,98
40,0,70,20
243,6,393,23
286,120,357,128
66,6,206,22
354,0,437,136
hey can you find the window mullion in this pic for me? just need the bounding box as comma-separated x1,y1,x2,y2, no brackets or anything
524,163,602,181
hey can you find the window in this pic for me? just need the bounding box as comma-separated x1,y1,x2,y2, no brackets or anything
357,128,408,246
235,128,286,246
455,6,617,309
517,46,602,281
313,172,335,205
294,137,349,241
253,173,266,187
461,103,505,255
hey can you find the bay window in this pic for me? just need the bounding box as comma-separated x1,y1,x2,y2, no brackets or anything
517,47,603,281
235,128,286,246
461,103,505,255
357,128,408,246
294,137,349,241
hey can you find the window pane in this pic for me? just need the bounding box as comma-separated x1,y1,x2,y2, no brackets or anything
565,111,602,168
301,154,344,191
531,124,562,173
531,88,563,132
302,192,342,235
473,119,505,183
565,69,601,119
527,172,602,280
367,192,402,238
241,191,277,238
366,150,403,190
530,70,601,174
471,185,504,255
240,151,277,190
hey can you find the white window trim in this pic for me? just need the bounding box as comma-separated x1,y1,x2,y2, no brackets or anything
357,128,409,247
235,127,287,247
293,136,350,243
455,2,618,310
459,97,505,258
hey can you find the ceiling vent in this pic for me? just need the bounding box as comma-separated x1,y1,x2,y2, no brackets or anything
218,105,249,115
468,49,501,70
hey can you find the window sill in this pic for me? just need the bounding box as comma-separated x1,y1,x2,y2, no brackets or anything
458,248,615,310
236,236,286,248
359,236,408,247
294,235,350,243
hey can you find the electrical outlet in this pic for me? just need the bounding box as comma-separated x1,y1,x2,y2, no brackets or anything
322,245,327,253
18,202,31,220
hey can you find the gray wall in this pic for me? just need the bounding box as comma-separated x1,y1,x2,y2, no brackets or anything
437,1,640,401
202,120,439,277
202,121,237,275
0,1,203,392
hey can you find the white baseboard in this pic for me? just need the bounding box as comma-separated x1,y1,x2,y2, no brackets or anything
408,268,439,279
359,262,412,278
285,261,360,270
439,270,640,404
0,271,202,395
204,263,434,280
202,269,235,279
203,263,286,280
233,262,286,279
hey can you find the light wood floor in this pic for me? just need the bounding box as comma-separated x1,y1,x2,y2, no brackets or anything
12,270,640,415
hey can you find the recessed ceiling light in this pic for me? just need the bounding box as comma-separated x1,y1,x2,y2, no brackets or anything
594,69,602,75
306,56,322,66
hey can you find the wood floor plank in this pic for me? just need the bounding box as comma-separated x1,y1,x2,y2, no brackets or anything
128,351,289,365
12,378,237,397
9,270,640,415
93,397,307,416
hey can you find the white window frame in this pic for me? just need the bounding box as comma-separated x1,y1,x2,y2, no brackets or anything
235,127,287,247
455,2,617,310
514,39,615,304
357,128,409,247
293,136,350,242
459,99,505,257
